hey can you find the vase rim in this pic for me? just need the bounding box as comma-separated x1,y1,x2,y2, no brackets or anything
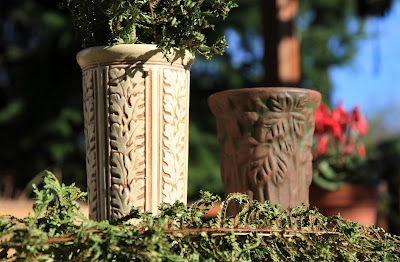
76,44,195,71
208,87,321,101
208,87,322,116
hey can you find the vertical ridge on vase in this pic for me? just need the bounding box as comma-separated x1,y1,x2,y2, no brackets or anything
144,66,151,212
94,66,109,221
150,65,161,213
184,70,190,203
102,66,111,220
158,67,164,209
157,67,163,210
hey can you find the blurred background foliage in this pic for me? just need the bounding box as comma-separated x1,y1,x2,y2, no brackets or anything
0,0,86,194
1,0,399,233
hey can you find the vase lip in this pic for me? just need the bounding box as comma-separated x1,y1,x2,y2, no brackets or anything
209,87,321,100
76,44,195,70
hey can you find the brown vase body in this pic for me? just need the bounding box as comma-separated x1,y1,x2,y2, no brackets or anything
209,87,321,213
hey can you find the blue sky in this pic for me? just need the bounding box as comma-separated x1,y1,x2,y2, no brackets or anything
330,1,400,130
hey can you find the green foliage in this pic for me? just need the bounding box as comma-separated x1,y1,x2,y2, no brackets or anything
0,0,86,192
64,0,238,59
188,122,223,199
312,153,371,191
1,172,400,261
30,171,87,235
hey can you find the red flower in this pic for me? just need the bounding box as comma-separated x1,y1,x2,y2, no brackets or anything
331,103,349,139
313,102,368,158
317,136,329,155
314,103,332,135
314,103,346,140
357,144,366,157
349,106,368,136
332,103,349,124
344,143,355,155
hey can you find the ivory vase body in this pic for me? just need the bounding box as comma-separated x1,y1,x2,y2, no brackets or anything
209,88,321,213
77,44,194,221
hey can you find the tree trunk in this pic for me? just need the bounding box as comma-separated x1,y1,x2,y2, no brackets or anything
261,0,300,87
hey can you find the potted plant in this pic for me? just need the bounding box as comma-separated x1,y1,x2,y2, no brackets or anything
65,0,237,221
309,102,378,226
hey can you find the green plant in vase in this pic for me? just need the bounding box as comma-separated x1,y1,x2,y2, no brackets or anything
65,0,238,58
312,102,371,191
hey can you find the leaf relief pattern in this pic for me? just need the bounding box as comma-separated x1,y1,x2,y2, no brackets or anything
248,94,309,187
108,67,146,218
82,70,98,220
162,69,187,204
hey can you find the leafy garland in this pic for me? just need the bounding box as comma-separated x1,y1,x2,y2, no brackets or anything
64,0,238,59
1,172,399,261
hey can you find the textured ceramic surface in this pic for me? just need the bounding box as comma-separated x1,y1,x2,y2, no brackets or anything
78,44,194,221
209,87,321,213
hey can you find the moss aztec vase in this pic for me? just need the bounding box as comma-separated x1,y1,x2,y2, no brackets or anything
77,44,194,221
208,87,321,214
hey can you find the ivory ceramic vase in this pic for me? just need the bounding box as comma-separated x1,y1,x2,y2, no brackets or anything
208,87,321,213
77,44,194,221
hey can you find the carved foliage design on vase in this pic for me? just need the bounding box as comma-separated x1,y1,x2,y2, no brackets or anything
82,70,98,220
209,88,321,212
108,66,146,218
162,69,188,204
78,45,194,221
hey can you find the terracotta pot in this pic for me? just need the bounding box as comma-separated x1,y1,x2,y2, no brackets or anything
208,87,321,214
77,44,195,221
309,184,379,226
